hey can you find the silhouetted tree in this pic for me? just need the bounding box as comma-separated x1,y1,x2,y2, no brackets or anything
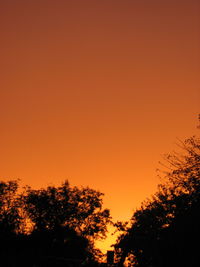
115,135,200,267
0,180,110,266
22,181,111,238
0,180,22,233
21,181,111,265
0,180,26,266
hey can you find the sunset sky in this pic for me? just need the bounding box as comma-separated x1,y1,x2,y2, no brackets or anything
0,0,199,252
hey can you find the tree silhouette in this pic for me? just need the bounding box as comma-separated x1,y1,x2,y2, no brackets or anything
0,180,110,266
115,136,200,267
22,181,111,239
21,181,111,265
0,180,26,266
0,180,22,234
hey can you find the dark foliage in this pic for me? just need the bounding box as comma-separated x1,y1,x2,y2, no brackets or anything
0,180,111,266
115,136,200,267
0,180,22,234
22,181,111,240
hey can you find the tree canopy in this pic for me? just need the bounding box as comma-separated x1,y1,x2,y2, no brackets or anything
0,180,22,235
0,180,111,266
22,181,111,240
115,136,200,267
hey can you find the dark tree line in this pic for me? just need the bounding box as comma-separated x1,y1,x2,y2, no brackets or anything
1,121,199,267
115,136,200,267
0,180,111,266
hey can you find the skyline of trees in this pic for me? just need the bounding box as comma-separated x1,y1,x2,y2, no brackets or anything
0,117,199,266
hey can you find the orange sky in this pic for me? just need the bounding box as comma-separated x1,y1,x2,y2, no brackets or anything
0,0,199,252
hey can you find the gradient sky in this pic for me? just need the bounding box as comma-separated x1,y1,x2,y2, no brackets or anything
0,0,199,252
